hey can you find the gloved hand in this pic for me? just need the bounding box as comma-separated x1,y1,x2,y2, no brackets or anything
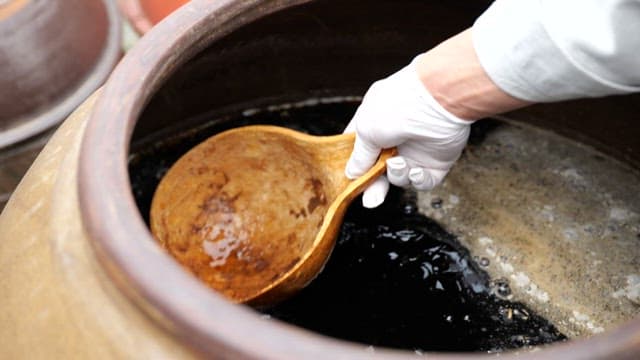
344,55,474,208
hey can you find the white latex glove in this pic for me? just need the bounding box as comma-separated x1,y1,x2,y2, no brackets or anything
344,56,473,208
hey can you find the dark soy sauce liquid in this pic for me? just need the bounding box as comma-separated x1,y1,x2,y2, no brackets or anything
129,101,565,353
264,188,565,352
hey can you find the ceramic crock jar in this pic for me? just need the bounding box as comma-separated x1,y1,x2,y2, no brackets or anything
0,0,120,148
1,0,639,358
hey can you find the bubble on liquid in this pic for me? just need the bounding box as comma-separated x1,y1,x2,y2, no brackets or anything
479,257,490,267
431,198,443,209
396,229,415,242
403,203,417,215
420,262,433,279
513,308,530,321
510,335,531,347
492,278,512,299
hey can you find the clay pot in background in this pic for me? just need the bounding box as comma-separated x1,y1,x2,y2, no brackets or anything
140,0,189,26
118,0,188,34
0,0,120,149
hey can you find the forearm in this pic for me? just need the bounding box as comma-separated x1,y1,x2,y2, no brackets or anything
472,0,640,102
415,29,531,121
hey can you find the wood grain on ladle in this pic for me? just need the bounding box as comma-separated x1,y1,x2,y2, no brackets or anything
150,126,395,306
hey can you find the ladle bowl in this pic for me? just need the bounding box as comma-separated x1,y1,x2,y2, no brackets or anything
150,125,395,306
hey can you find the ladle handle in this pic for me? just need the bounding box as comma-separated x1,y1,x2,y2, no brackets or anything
341,146,397,203
303,130,397,202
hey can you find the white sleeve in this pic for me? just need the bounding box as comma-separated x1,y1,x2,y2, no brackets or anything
472,0,640,102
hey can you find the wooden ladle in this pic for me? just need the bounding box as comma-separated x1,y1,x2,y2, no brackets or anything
150,125,395,307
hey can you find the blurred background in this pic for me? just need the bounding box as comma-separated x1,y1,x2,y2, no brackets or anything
0,0,187,211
